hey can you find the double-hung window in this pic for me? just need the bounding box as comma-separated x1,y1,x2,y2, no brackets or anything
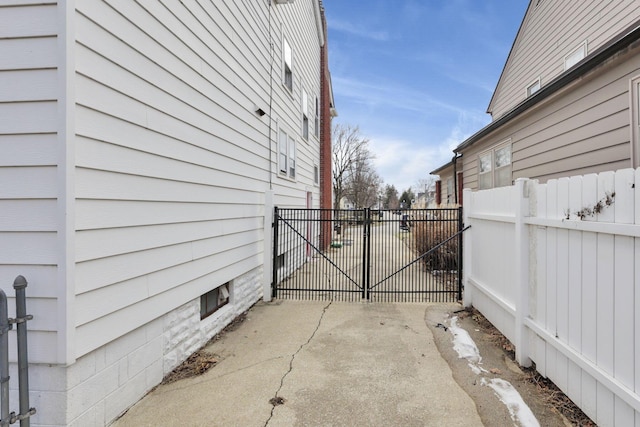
302,89,309,140
632,76,640,167
279,128,296,179
283,39,293,92
478,142,512,190
314,96,320,138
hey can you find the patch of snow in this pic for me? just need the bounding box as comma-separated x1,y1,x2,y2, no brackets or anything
448,316,540,427
482,378,540,427
449,316,485,372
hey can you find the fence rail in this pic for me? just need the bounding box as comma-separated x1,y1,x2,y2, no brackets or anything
463,169,640,427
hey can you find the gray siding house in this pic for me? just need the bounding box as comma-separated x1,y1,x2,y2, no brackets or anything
0,1,333,425
433,0,640,200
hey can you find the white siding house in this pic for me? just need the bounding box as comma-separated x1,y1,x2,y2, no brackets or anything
0,1,331,425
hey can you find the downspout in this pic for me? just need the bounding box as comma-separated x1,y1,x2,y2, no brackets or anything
452,153,462,204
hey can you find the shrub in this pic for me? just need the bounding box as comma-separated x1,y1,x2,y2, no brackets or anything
413,220,459,272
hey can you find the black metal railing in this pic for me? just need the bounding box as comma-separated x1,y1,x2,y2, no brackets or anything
0,276,36,426
272,208,465,302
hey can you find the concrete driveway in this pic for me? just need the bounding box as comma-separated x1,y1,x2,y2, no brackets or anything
113,300,483,426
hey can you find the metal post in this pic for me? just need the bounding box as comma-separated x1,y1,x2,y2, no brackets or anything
13,276,34,426
271,207,279,299
361,209,371,300
0,289,10,427
457,207,464,301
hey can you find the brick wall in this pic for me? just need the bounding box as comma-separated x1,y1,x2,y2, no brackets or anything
319,5,333,250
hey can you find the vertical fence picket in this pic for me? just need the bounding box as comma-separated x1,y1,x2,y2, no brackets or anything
596,171,616,426
613,169,636,425
545,179,559,382
555,177,570,392
581,173,599,420
635,169,640,427
533,181,547,377
567,176,583,404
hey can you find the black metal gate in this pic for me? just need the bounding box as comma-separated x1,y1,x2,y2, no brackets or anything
272,208,467,302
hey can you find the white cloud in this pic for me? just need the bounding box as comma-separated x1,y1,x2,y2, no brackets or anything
327,19,389,41
366,111,489,191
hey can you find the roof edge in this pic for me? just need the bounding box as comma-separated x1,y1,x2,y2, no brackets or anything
456,17,640,153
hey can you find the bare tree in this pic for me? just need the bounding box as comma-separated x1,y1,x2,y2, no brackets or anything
414,177,437,207
344,160,382,208
332,124,374,209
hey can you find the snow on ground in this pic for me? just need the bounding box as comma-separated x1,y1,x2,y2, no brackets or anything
448,316,540,427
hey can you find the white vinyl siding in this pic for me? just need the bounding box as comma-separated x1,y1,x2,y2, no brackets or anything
489,0,640,119
71,0,320,358
0,1,63,364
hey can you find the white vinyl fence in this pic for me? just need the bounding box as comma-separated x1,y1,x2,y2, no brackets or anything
463,169,640,427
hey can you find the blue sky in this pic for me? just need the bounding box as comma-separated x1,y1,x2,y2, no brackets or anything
323,0,529,192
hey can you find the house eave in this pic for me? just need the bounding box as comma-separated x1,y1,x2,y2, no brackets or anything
456,18,640,153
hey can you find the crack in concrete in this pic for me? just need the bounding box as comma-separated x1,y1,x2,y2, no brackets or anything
264,300,333,427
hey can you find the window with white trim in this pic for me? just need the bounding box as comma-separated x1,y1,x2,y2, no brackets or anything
314,164,319,184
526,78,541,97
564,41,587,70
314,96,320,138
632,76,640,168
283,38,293,92
302,89,309,140
279,128,296,179
478,142,512,190
446,178,453,204
200,283,230,320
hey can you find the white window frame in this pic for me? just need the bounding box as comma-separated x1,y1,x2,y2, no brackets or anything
302,89,309,140
631,75,640,168
200,282,230,320
283,38,293,92
314,96,320,138
314,164,319,185
478,140,512,190
564,40,587,71
526,78,541,97
278,127,296,179
446,178,453,204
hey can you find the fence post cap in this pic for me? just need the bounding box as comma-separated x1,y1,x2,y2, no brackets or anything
13,275,27,290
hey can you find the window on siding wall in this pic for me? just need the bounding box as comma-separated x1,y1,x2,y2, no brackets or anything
314,164,319,184
564,41,587,70
314,96,320,138
283,39,293,92
632,77,640,168
526,78,541,97
302,89,309,140
478,142,512,190
200,283,230,320
446,178,453,204
279,129,296,179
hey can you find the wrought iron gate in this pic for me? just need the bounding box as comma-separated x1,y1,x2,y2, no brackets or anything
272,208,467,302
